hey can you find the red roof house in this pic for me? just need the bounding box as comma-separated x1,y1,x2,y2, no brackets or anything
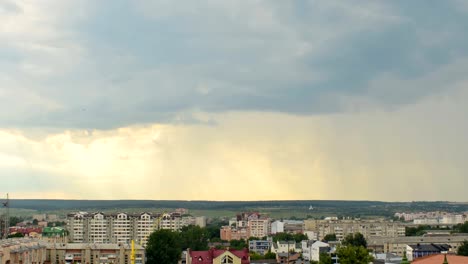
187,248,250,264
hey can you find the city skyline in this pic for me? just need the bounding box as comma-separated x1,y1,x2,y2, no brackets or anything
1,1,468,201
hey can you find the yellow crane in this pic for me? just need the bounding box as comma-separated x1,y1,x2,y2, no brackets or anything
131,239,135,264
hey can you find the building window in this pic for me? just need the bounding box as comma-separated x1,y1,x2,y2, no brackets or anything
222,256,233,264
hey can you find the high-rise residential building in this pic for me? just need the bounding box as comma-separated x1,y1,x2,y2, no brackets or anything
67,211,198,246
248,219,271,238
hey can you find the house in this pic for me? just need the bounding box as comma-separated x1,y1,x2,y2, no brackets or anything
271,241,301,255
407,244,452,261
187,248,250,264
276,253,301,264
301,240,329,262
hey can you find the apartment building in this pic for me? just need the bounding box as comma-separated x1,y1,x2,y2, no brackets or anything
0,238,47,264
220,226,250,241
222,212,271,241
304,219,406,241
367,235,468,256
67,212,192,246
248,219,270,238
47,242,145,264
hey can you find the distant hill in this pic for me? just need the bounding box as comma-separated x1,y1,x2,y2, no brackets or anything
6,200,468,215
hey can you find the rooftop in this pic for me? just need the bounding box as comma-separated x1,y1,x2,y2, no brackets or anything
412,254,468,264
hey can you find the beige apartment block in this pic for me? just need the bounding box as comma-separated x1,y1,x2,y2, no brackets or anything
47,242,145,264
304,219,406,241
67,212,189,246
367,235,468,256
0,238,47,264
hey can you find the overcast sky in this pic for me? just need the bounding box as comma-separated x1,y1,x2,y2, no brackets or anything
1,0,468,201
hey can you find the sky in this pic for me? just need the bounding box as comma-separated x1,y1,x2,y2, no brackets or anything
1,0,468,201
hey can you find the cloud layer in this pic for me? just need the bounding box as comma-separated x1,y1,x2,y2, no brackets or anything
1,0,468,200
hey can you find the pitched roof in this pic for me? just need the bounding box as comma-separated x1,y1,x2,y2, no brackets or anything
408,244,451,252
412,254,468,264
189,248,250,264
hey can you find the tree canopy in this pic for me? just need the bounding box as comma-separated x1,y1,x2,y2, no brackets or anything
322,233,337,242
272,232,308,243
455,221,468,233
179,225,209,251
458,240,468,256
342,233,367,248
336,245,373,264
146,229,182,264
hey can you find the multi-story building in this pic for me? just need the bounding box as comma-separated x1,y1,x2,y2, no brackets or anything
271,221,284,234
367,235,468,256
47,242,145,264
67,211,196,246
220,226,250,241
0,238,47,264
248,219,270,238
283,220,304,234
248,240,271,255
222,213,271,241
305,219,406,241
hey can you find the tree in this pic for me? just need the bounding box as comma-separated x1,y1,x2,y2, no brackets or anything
8,232,24,238
264,252,276,259
272,232,294,242
272,232,308,243
322,234,337,242
406,225,430,236
32,219,39,225
455,221,468,233
146,229,182,264
229,239,247,250
179,225,209,251
458,240,468,256
9,216,24,227
319,252,332,264
249,252,263,260
342,233,367,248
336,246,373,264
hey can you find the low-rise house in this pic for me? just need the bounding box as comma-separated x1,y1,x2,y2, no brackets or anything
270,241,301,255
406,244,451,261
302,240,331,262
187,248,250,264
41,227,68,243
276,252,300,264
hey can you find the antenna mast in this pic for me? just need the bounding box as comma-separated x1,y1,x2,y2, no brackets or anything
2,193,9,239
